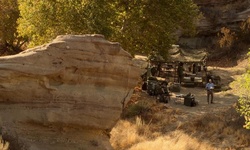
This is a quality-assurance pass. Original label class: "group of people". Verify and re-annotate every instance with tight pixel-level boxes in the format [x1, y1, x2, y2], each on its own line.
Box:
[144, 60, 215, 104]
[177, 61, 215, 104]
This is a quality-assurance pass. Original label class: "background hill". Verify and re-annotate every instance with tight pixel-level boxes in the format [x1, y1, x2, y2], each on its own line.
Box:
[179, 0, 250, 67]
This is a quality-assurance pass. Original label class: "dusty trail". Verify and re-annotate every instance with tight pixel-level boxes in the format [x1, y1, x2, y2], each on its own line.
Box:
[168, 60, 248, 117]
[168, 86, 238, 117]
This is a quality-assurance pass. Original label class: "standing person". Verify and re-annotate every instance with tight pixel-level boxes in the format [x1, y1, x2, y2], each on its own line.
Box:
[192, 63, 197, 74]
[205, 79, 215, 104]
[177, 62, 184, 84]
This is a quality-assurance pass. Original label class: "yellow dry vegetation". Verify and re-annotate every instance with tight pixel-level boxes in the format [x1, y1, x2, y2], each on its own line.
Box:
[111, 75, 250, 150]
[0, 136, 9, 150]
[111, 103, 250, 150]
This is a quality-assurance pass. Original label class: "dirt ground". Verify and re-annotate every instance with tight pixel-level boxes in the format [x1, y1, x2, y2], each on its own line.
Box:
[141, 58, 248, 122]
[166, 86, 237, 118]
[111, 58, 250, 150]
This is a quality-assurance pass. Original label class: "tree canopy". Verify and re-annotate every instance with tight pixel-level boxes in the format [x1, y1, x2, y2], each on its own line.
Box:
[18, 0, 115, 47]
[18, 0, 199, 58]
[0, 0, 26, 54]
[111, 0, 199, 57]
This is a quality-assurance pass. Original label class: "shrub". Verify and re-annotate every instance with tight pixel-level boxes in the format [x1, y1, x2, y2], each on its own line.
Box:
[236, 52, 250, 129]
[0, 135, 9, 150]
[122, 100, 152, 119]
[217, 27, 238, 55]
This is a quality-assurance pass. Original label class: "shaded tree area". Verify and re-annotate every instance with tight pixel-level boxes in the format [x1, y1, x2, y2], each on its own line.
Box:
[111, 0, 199, 57]
[17, 0, 200, 59]
[0, 0, 27, 55]
[215, 18, 250, 60]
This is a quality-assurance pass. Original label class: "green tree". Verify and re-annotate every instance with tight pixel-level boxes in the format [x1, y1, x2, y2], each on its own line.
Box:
[0, 0, 27, 55]
[111, 0, 199, 58]
[18, 0, 115, 47]
[236, 52, 250, 129]
[18, 0, 199, 58]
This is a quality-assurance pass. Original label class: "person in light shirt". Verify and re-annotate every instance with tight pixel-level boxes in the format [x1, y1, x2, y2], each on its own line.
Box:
[205, 79, 215, 104]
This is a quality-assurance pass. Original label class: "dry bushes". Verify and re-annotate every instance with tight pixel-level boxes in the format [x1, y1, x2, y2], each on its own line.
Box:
[0, 136, 9, 150]
[121, 100, 153, 119]
[111, 101, 185, 150]
[110, 119, 147, 150]
[111, 97, 250, 150]
[128, 131, 214, 150]
[177, 107, 250, 149]
[111, 83, 250, 149]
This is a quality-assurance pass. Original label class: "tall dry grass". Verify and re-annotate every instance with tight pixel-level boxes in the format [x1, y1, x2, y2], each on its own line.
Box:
[0, 136, 9, 150]
[110, 119, 146, 150]
[128, 131, 215, 150]
[111, 101, 250, 150]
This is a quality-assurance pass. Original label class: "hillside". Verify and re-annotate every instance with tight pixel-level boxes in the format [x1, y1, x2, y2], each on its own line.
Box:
[179, 0, 250, 49]
[110, 58, 250, 150]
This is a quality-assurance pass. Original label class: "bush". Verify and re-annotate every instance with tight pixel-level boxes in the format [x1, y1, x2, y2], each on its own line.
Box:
[122, 100, 152, 119]
[0, 135, 9, 150]
[236, 52, 250, 129]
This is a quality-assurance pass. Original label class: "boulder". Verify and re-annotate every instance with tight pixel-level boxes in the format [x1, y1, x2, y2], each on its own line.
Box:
[0, 34, 139, 150]
[179, 0, 250, 49]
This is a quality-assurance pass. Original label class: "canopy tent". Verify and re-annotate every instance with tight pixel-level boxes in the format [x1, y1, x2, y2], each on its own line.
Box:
[167, 46, 207, 63]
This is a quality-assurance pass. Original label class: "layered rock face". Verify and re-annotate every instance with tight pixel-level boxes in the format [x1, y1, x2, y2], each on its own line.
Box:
[178, 0, 250, 49]
[0, 35, 139, 150]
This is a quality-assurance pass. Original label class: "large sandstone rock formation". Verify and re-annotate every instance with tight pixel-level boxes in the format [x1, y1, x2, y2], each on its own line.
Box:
[178, 0, 250, 49]
[0, 34, 139, 150]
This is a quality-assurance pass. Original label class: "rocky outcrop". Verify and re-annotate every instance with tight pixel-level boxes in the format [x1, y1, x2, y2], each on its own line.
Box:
[178, 0, 250, 49]
[0, 34, 139, 150]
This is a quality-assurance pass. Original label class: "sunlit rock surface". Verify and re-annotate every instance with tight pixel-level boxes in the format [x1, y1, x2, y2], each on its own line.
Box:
[0, 34, 139, 150]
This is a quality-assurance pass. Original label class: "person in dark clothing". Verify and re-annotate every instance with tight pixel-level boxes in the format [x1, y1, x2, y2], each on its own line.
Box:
[177, 62, 184, 84]
[150, 66, 158, 76]
[192, 63, 197, 74]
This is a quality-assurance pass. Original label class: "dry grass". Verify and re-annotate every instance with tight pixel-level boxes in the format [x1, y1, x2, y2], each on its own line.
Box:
[110, 101, 185, 150]
[0, 136, 9, 150]
[177, 107, 250, 148]
[115, 39, 250, 149]
[110, 120, 146, 150]
[128, 131, 214, 150]
[111, 86, 250, 150]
